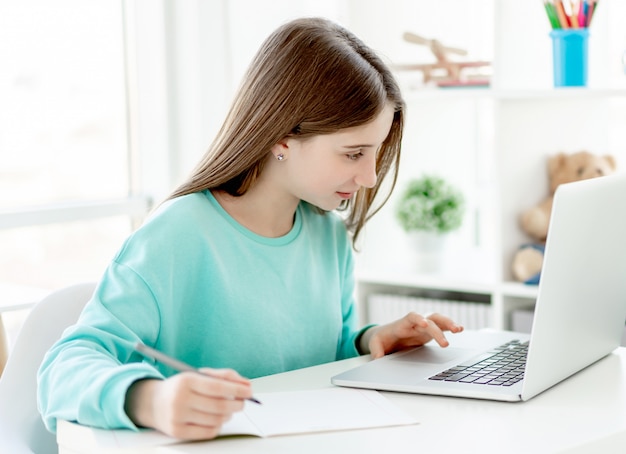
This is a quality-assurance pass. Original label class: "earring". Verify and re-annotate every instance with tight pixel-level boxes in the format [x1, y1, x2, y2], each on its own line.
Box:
[276, 153, 285, 161]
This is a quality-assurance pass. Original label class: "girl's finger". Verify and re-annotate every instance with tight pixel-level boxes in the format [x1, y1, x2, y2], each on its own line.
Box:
[419, 318, 450, 347]
[426, 313, 464, 332]
[369, 339, 385, 360]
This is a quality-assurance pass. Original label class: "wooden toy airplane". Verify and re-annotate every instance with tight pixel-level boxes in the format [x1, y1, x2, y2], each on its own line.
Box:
[395, 32, 491, 87]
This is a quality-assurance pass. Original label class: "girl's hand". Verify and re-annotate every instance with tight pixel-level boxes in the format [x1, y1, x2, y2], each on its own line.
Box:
[361, 312, 464, 359]
[125, 368, 253, 440]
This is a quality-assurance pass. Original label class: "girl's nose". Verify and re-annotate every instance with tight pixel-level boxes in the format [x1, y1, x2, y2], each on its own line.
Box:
[355, 155, 377, 189]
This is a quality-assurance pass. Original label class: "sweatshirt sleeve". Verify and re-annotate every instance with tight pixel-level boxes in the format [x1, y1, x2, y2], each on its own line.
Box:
[335, 228, 376, 360]
[37, 261, 165, 433]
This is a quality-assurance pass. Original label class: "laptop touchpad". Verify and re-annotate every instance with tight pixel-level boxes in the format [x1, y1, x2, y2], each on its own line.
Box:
[391, 346, 468, 364]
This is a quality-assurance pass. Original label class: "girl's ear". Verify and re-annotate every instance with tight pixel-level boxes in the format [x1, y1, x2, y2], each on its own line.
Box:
[270, 138, 290, 161]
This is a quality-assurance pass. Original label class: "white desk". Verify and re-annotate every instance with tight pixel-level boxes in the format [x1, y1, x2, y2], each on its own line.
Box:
[58, 348, 626, 454]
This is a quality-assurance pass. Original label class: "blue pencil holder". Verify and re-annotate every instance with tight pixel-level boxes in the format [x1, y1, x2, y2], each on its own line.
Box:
[550, 29, 589, 87]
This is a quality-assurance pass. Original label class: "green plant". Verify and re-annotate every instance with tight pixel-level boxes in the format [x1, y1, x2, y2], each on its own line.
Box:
[395, 175, 465, 233]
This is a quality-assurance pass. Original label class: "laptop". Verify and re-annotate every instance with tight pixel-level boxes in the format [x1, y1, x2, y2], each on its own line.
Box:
[332, 173, 626, 402]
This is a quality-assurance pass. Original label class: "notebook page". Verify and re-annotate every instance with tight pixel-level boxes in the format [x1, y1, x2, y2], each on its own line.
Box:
[219, 387, 418, 437]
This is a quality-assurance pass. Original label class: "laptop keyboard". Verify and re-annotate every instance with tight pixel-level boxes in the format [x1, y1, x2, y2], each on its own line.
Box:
[428, 339, 529, 387]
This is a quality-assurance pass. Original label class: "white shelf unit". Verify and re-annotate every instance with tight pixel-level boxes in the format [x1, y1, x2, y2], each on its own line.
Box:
[357, 89, 626, 328]
[355, 267, 539, 331]
[356, 88, 626, 329]
[350, 1, 626, 330]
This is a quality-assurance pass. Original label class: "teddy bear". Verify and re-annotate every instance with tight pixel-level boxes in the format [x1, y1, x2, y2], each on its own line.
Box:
[511, 150, 617, 284]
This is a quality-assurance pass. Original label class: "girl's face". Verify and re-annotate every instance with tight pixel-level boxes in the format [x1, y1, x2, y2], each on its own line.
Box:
[278, 104, 395, 211]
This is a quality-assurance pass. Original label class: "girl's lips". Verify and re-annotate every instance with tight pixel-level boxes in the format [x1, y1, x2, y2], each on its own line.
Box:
[336, 192, 353, 200]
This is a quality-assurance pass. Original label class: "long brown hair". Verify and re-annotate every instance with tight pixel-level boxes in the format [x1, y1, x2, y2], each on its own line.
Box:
[169, 17, 405, 246]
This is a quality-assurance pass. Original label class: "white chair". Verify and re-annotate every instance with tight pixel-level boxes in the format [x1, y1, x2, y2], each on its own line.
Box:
[0, 282, 97, 454]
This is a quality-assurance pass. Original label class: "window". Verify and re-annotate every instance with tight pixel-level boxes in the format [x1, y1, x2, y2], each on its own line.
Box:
[0, 1, 147, 309]
[0, 0, 130, 208]
[0, 0, 347, 348]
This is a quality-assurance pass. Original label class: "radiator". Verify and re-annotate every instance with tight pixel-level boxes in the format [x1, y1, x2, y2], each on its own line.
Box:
[367, 293, 492, 330]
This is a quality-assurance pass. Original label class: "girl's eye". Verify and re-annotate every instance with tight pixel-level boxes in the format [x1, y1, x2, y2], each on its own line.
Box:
[347, 151, 364, 161]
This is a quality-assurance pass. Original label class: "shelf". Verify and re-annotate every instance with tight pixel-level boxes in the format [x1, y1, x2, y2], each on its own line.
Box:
[400, 86, 626, 102]
[498, 281, 539, 300]
[356, 270, 540, 299]
[355, 1, 626, 331]
[491, 87, 626, 101]
[356, 268, 495, 297]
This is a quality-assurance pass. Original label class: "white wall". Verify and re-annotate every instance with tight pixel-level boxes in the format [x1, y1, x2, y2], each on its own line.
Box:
[133, 1, 626, 283]
[158, 0, 349, 193]
[342, 0, 626, 280]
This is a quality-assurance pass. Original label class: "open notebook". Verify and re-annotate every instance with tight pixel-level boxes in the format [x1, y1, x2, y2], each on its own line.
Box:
[333, 173, 626, 402]
[57, 388, 417, 451]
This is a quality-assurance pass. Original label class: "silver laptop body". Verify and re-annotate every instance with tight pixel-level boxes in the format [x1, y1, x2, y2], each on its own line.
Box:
[332, 174, 626, 402]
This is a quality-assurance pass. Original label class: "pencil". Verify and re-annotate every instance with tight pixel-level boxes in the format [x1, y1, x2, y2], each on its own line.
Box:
[554, 0, 570, 29]
[577, 0, 585, 27]
[586, 0, 597, 27]
[134, 342, 262, 405]
[544, 1, 560, 29]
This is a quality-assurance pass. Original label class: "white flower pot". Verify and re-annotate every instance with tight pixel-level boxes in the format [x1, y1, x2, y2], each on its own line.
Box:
[407, 231, 449, 273]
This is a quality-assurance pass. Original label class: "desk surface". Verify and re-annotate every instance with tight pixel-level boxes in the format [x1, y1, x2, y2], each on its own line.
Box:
[58, 348, 626, 454]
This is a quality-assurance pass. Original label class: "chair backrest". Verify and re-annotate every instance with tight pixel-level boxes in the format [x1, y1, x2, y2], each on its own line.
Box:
[0, 282, 96, 454]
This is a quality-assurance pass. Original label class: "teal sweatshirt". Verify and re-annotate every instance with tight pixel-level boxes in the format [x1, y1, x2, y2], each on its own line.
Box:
[37, 191, 367, 432]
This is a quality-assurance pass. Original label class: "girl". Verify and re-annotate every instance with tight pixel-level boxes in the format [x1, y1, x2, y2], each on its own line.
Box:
[38, 17, 463, 441]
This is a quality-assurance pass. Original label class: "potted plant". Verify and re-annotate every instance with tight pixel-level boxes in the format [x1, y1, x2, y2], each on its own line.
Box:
[395, 174, 465, 234]
[395, 174, 465, 271]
